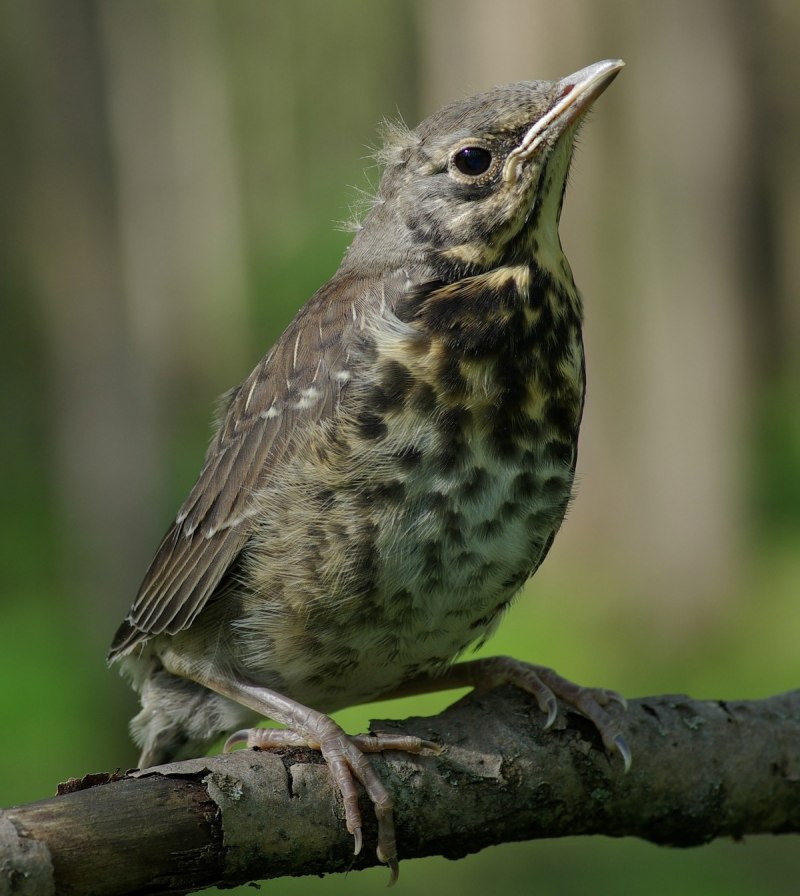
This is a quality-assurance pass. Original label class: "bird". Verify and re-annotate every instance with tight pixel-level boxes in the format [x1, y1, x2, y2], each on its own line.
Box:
[109, 59, 628, 881]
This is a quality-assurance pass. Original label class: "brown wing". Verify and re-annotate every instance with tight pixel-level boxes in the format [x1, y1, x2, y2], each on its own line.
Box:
[109, 275, 367, 660]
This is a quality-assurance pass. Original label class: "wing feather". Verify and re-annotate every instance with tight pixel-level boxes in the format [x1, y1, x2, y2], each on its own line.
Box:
[109, 276, 367, 660]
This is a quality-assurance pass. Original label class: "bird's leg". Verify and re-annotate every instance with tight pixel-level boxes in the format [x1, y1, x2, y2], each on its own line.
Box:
[376, 655, 631, 771]
[168, 669, 433, 882]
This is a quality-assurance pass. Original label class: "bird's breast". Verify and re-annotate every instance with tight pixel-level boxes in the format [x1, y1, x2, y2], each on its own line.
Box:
[235, 263, 585, 708]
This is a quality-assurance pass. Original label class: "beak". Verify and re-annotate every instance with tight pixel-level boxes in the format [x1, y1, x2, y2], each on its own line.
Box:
[503, 59, 625, 183]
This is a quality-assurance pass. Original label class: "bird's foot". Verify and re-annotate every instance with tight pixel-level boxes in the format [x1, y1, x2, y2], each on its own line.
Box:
[225, 723, 437, 884]
[382, 655, 630, 771]
[457, 655, 631, 770]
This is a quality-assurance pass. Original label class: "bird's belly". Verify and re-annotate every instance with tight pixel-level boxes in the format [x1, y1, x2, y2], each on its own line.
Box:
[237, 425, 575, 711]
[359, 445, 571, 690]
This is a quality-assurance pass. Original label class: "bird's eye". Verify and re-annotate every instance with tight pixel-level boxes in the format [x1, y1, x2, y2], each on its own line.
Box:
[453, 146, 493, 177]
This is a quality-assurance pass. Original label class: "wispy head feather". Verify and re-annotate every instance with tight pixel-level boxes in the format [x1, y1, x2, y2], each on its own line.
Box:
[337, 117, 420, 232]
[374, 116, 419, 168]
[336, 173, 382, 233]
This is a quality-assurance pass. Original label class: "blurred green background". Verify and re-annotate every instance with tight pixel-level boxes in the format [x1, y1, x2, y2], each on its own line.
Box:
[1, 0, 798, 893]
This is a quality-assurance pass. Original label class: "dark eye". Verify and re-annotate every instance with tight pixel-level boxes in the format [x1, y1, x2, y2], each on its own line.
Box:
[453, 146, 493, 177]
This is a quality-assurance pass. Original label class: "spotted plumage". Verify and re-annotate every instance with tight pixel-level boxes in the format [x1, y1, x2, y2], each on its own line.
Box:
[110, 60, 627, 878]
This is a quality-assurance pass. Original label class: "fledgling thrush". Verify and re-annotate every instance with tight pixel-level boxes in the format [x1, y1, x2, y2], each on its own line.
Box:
[110, 59, 628, 879]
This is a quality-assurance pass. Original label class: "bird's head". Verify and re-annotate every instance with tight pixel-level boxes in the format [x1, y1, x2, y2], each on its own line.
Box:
[346, 60, 623, 279]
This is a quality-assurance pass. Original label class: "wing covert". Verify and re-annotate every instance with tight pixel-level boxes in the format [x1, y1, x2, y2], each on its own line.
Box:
[109, 278, 365, 660]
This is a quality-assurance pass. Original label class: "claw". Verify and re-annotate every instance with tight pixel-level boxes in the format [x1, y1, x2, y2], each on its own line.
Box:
[352, 826, 363, 856]
[544, 696, 558, 729]
[614, 734, 632, 773]
[387, 858, 399, 887]
[608, 691, 628, 710]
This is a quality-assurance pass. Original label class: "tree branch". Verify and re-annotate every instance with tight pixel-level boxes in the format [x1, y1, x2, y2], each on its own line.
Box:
[3, 689, 799, 896]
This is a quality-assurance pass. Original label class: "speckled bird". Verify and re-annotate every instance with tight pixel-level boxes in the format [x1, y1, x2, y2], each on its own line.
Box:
[110, 59, 628, 879]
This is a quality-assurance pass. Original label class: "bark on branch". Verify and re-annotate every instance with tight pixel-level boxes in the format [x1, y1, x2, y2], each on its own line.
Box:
[2, 689, 799, 896]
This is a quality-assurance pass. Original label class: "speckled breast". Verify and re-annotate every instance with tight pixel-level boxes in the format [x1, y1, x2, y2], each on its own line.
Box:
[237, 262, 585, 709]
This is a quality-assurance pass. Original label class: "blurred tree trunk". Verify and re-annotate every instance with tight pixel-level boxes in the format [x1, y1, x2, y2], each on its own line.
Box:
[759, 0, 800, 382]
[20, 0, 161, 630]
[100, 0, 251, 397]
[11, 0, 251, 640]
